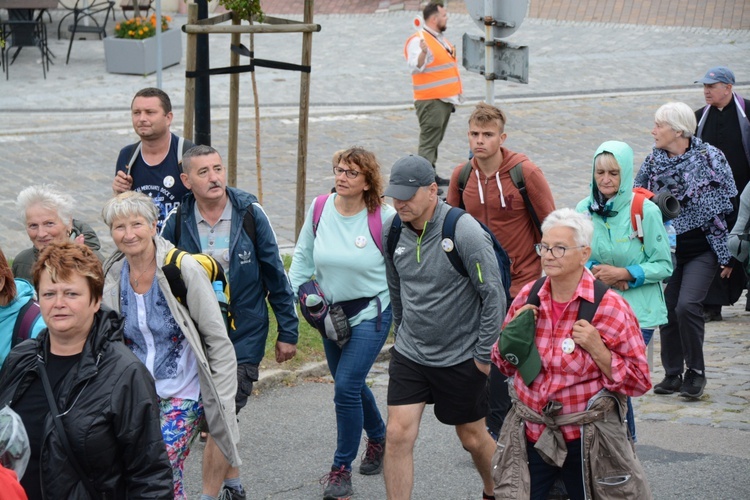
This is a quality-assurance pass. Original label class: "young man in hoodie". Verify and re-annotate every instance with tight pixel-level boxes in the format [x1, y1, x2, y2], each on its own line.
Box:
[446, 103, 556, 439]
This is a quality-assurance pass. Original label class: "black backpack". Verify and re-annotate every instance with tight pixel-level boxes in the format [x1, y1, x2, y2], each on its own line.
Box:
[456, 161, 542, 237]
[525, 276, 609, 322]
[386, 207, 512, 305]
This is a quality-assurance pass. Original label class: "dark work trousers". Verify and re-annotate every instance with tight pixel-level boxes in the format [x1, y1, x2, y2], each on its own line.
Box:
[414, 98, 454, 168]
[661, 250, 718, 375]
[486, 363, 511, 437]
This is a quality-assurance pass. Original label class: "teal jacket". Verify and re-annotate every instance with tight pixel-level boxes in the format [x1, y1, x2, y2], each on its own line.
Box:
[575, 141, 672, 328]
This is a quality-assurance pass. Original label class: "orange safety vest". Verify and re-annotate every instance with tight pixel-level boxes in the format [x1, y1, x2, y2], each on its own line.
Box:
[404, 31, 462, 101]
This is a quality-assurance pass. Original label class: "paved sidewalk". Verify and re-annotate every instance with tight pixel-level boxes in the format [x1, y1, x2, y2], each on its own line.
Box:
[1, 2, 749, 439]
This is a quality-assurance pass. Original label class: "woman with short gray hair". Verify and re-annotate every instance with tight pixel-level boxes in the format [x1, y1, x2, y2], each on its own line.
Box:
[13, 185, 102, 281]
[634, 101, 737, 399]
[101, 191, 240, 498]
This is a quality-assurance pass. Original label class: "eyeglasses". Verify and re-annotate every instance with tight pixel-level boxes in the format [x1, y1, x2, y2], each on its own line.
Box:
[534, 243, 585, 259]
[333, 166, 361, 179]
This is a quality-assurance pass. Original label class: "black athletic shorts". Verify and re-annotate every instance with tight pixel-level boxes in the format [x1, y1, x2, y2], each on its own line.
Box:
[387, 347, 488, 425]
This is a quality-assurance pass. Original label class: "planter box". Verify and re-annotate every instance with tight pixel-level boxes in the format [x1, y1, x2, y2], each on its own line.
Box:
[104, 27, 182, 75]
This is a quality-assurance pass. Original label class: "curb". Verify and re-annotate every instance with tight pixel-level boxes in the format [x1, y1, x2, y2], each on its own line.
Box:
[253, 343, 394, 393]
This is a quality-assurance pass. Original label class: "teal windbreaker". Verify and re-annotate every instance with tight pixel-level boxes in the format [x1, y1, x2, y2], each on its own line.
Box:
[575, 141, 672, 328]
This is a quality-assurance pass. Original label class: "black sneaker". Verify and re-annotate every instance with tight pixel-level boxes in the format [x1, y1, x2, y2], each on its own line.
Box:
[435, 174, 450, 186]
[653, 374, 682, 395]
[359, 438, 385, 475]
[218, 486, 246, 500]
[320, 465, 353, 500]
[679, 369, 706, 398]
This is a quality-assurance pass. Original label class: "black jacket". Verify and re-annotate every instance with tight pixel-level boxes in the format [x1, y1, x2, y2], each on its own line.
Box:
[0, 308, 173, 499]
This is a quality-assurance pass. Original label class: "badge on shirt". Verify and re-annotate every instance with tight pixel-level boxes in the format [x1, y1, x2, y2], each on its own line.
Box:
[561, 338, 576, 354]
[355, 235, 367, 248]
[164, 175, 175, 188]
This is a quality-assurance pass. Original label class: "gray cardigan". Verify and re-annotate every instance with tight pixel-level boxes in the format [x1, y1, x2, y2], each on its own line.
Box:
[383, 200, 505, 366]
[102, 236, 241, 467]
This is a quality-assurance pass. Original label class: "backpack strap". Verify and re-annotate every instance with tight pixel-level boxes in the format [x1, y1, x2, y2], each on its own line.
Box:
[243, 205, 257, 247]
[525, 277, 547, 307]
[509, 162, 542, 237]
[312, 193, 382, 254]
[386, 214, 403, 259]
[312, 194, 330, 236]
[162, 248, 189, 306]
[367, 204, 384, 255]
[577, 279, 609, 323]
[456, 161, 473, 210]
[12, 298, 41, 348]
[442, 207, 469, 276]
[125, 141, 142, 176]
[630, 187, 654, 241]
[524, 276, 607, 323]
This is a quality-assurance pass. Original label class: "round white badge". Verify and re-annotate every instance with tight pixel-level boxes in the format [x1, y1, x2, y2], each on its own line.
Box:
[355, 236, 367, 248]
[441, 238, 455, 252]
[164, 175, 175, 188]
[561, 338, 576, 354]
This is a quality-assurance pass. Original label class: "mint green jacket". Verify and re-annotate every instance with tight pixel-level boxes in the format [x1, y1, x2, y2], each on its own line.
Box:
[575, 141, 672, 328]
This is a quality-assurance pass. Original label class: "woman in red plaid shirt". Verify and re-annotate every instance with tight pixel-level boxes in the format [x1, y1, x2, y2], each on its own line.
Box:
[491, 208, 652, 500]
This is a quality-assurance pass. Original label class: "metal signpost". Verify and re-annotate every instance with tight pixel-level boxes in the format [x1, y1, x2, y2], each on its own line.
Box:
[462, 0, 529, 104]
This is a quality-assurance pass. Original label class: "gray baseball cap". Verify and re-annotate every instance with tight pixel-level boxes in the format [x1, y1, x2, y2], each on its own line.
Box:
[695, 67, 735, 85]
[384, 155, 435, 200]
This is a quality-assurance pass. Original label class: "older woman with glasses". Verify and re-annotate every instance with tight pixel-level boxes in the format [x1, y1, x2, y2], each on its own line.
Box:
[13, 185, 103, 282]
[634, 101, 736, 399]
[101, 191, 240, 499]
[491, 208, 652, 500]
[289, 147, 395, 500]
[0, 242, 173, 499]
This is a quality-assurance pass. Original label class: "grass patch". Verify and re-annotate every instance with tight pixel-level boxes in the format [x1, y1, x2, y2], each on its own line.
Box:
[259, 254, 394, 371]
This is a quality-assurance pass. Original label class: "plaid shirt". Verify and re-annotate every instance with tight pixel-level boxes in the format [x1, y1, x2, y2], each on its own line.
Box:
[492, 269, 651, 442]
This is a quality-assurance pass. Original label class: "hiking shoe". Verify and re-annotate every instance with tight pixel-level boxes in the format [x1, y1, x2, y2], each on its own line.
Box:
[653, 374, 682, 395]
[679, 369, 706, 399]
[218, 486, 246, 500]
[359, 438, 385, 475]
[435, 174, 450, 186]
[320, 465, 353, 500]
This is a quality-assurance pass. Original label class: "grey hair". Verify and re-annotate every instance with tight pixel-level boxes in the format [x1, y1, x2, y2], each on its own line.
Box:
[182, 145, 222, 174]
[541, 208, 593, 247]
[654, 102, 696, 139]
[16, 185, 74, 226]
[101, 191, 159, 228]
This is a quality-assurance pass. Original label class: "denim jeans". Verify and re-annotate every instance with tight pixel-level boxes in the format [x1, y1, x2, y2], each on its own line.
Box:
[323, 305, 392, 470]
[626, 328, 654, 443]
[528, 438, 585, 500]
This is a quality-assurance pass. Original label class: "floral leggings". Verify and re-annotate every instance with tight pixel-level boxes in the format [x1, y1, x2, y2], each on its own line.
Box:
[159, 397, 204, 499]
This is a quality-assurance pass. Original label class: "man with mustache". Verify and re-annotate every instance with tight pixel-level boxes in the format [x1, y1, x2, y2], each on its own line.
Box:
[113, 87, 194, 230]
[161, 145, 299, 500]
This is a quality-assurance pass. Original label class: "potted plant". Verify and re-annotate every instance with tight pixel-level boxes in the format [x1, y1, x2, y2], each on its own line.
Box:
[103, 14, 181, 75]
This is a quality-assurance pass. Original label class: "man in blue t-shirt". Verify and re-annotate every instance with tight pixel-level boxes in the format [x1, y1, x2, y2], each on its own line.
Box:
[113, 87, 194, 229]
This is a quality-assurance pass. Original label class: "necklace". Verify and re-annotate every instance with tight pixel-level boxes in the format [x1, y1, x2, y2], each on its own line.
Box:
[131, 255, 156, 288]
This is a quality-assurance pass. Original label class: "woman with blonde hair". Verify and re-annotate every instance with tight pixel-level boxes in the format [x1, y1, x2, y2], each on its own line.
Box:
[101, 191, 240, 499]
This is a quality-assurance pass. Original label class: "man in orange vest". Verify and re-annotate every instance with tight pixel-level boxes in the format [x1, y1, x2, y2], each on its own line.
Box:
[405, 1, 463, 187]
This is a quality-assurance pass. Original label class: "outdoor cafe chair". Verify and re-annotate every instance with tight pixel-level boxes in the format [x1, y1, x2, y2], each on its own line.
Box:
[120, 0, 155, 19]
[1, 16, 50, 79]
[61, 0, 116, 64]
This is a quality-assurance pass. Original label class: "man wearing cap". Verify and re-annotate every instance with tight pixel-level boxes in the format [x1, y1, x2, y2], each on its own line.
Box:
[404, 1, 463, 186]
[694, 67, 750, 321]
[382, 155, 505, 500]
[490, 208, 651, 499]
